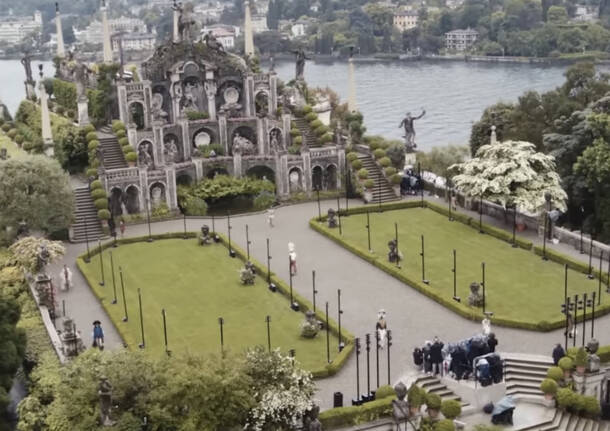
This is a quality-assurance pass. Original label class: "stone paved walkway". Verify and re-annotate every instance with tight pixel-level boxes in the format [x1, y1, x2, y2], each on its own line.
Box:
[49, 195, 610, 410]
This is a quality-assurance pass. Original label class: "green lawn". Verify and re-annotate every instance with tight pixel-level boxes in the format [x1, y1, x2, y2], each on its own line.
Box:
[78, 239, 340, 372]
[316, 207, 607, 329]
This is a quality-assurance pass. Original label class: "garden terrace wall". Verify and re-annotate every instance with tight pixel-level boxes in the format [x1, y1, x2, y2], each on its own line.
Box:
[76, 232, 353, 379]
[310, 200, 610, 332]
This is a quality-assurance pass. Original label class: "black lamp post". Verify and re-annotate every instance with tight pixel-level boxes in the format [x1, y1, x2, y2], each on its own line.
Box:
[561, 297, 571, 352]
[420, 234, 429, 284]
[266, 315, 271, 351]
[418, 162, 424, 207]
[316, 187, 322, 221]
[375, 329, 380, 388]
[542, 192, 552, 259]
[386, 329, 392, 385]
[587, 234, 594, 279]
[448, 188, 454, 222]
[145, 198, 153, 242]
[338, 289, 344, 351]
[581, 293, 587, 347]
[579, 205, 585, 253]
[83, 216, 91, 263]
[312, 270, 318, 312]
[266, 238, 272, 286]
[607, 252, 610, 293]
[119, 266, 128, 322]
[598, 251, 603, 304]
[481, 262, 486, 314]
[211, 214, 216, 234]
[589, 292, 596, 339]
[365, 333, 371, 400]
[345, 165, 350, 215]
[98, 239, 105, 286]
[336, 195, 342, 235]
[479, 195, 484, 233]
[227, 211, 234, 257]
[511, 205, 518, 248]
[452, 249, 460, 302]
[137, 288, 145, 349]
[183, 212, 187, 239]
[110, 251, 118, 304]
[325, 302, 330, 363]
[394, 222, 400, 269]
[366, 210, 372, 252]
[573, 294, 579, 348]
[245, 224, 251, 260]
[289, 256, 294, 308]
[218, 317, 224, 354]
[354, 337, 361, 405]
[162, 309, 170, 356]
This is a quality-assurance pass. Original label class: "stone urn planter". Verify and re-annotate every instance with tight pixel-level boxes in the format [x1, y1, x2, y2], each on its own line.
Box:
[363, 189, 373, 203]
[392, 184, 401, 196]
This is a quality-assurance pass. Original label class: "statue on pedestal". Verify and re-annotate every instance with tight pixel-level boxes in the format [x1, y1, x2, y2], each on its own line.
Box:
[468, 282, 484, 307]
[399, 109, 425, 153]
[292, 49, 310, 81]
[21, 53, 36, 100]
[327, 208, 337, 228]
[204, 31, 225, 53]
[73, 60, 91, 103]
[37, 244, 50, 274]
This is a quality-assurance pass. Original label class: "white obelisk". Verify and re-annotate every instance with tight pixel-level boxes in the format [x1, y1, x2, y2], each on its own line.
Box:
[38, 65, 54, 156]
[55, 2, 65, 58]
[244, 1, 254, 57]
[101, 0, 113, 63]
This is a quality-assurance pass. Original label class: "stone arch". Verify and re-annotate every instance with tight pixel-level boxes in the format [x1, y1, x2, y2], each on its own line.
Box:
[109, 187, 124, 216]
[137, 140, 154, 169]
[149, 181, 167, 209]
[206, 167, 229, 178]
[246, 165, 275, 183]
[312, 165, 323, 191]
[128, 101, 145, 130]
[193, 128, 215, 149]
[325, 164, 338, 190]
[163, 133, 182, 163]
[255, 91, 269, 117]
[231, 126, 256, 155]
[176, 173, 194, 185]
[288, 167, 304, 193]
[125, 185, 141, 214]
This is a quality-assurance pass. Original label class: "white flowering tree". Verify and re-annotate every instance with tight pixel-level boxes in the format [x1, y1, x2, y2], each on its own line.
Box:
[8, 236, 65, 272]
[450, 140, 567, 212]
[244, 346, 315, 431]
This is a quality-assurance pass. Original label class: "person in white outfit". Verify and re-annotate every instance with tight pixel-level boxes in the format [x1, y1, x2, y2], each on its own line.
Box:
[288, 242, 297, 275]
[376, 309, 387, 349]
[59, 264, 72, 291]
[267, 208, 275, 227]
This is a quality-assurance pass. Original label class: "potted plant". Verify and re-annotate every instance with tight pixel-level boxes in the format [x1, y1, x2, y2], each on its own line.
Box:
[582, 395, 601, 418]
[558, 357, 573, 381]
[425, 392, 442, 421]
[125, 151, 137, 167]
[440, 399, 462, 420]
[391, 173, 402, 196]
[540, 378, 558, 406]
[363, 179, 374, 203]
[97, 209, 110, 227]
[574, 347, 588, 376]
[434, 419, 455, 431]
[556, 387, 576, 411]
[407, 384, 425, 416]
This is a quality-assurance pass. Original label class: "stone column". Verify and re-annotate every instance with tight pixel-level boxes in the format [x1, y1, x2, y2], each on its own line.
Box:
[347, 58, 357, 113]
[244, 75, 255, 117]
[302, 146, 312, 195]
[101, 0, 113, 64]
[218, 114, 228, 154]
[170, 73, 181, 123]
[138, 168, 148, 213]
[127, 126, 137, 151]
[153, 124, 164, 165]
[179, 119, 191, 160]
[337, 144, 346, 189]
[165, 166, 177, 209]
[194, 159, 203, 181]
[38, 67, 53, 156]
[204, 80, 217, 121]
[233, 152, 242, 178]
[257, 117, 265, 155]
[282, 114, 292, 147]
[269, 74, 278, 115]
[172, 1, 181, 43]
[55, 3, 65, 58]
[277, 151, 289, 196]
[117, 84, 127, 124]
[244, 1, 254, 57]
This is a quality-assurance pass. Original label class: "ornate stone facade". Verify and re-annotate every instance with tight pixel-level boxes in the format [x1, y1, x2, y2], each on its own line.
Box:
[103, 38, 344, 213]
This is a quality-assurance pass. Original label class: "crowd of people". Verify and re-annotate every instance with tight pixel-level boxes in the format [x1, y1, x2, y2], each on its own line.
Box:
[400, 167, 423, 196]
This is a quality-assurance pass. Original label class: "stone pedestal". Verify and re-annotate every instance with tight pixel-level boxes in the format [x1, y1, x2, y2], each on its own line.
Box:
[205, 80, 217, 121]
[77, 100, 90, 126]
[574, 371, 607, 400]
[233, 152, 242, 178]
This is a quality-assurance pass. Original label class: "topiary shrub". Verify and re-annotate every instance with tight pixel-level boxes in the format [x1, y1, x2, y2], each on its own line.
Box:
[319, 133, 333, 144]
[540, 378, 558, 395]
[369, 141, 381, 151]
[574, 347, 588, 368]
[310, 119, 323, 129]
[357, 168, 368, 180]
[351, 159, 363, 170]
[373, 148, 386, 159]
[82, 124, 96, 134]
[440, 399, 461, 419]
[23, 141, 33, 151]
[391, 173, 402, 184]
[407, 384, 426, 409]
[378, 157, 391, 167]
[435, 419, 455, 431]
[91, 189, 107, 200]
[112, 120, 125, 132]
[125, 152, 137, 163]
[97, 209, 111, 220]
[90, 180, 103, 190]
[583, 395, 601, 417]
[1, 124, 10, 132]
[384, 167, 397, 177]
[547, 366, 563, 382]
[290, 128, 301, 137]
[253, 191, 275, 210]
[314, 125, 327, 136]
[375, 385, 395, 399]
[556, 387, 576, 410]
[558, 357, 573, 372]
[115, 129, 126, 139]
[94, 198, 108, 210]
[302, 105, 312, 114]
[118, 137, 129, 146]
[14, 134, 24, 144]
[88, 140, 100, 150]
[122, 145, 133, 154]
[305, 112, 317, 122]
[86, 168, 98, 178]
[346, 152, 359, 162]
[364, 179, 375, 189]
[425, 392, 442, 410]
[572, 393, 585, 412]
[86, 131, 98, 142]
[181, 195, 208, 216]
[293, 136, 303, 145]
[7, 129, 17, 139]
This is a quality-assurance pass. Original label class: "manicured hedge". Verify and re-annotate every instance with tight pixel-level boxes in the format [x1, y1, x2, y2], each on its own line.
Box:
[319, 395, 394, 429]
[77, 232, 354, 379]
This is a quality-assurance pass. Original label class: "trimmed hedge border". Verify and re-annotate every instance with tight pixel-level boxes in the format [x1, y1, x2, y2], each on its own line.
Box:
[309, 200, 610, 332]
[76, 232, 353, 379]
[319, 395, 394, 429]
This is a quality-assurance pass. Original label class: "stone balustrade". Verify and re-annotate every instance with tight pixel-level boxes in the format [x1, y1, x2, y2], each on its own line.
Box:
[105, 167, 139, 182]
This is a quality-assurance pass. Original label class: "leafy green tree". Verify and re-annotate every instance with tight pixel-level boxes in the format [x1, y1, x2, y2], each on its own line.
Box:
[416, 145, 469, 177]
[0, 156, 73, 240]
[469, 103, 516, 155]
[547, 5, 568, 23]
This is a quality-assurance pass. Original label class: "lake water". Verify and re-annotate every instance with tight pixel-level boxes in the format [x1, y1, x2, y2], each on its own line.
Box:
[0, 58, 582, 150]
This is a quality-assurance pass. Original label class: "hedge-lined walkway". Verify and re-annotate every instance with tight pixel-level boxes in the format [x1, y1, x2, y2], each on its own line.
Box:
[50, 197, 610, 409]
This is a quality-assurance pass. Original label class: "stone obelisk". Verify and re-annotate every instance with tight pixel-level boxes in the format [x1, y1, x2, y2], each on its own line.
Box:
[101, 0, 113, 63]
[55, 3, 65, 58]
[244, 1, 254, 57]
[347, 55, 357, 113]
[172, 0, 181, 43]
[38, 65, 54, 156]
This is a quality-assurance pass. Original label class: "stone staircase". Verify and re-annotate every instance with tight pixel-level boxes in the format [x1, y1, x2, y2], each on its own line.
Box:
[99, 135, 127, 170]
[518, 408, 609, 431]
[71, 186, 104, 243]
[504, 355, 552, 399]
[294, 117, 320, 148]
[415, 375, 468, 406]
[357, 154, 399, 204]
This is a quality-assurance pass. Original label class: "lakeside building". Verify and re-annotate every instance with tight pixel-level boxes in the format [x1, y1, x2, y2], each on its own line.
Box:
[393, 11, 418, 31]
[111, 32, 156, 52]
[0, 11, 42, 44]
[201, 24, 238, 50]
[445, 28, 479, 51]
